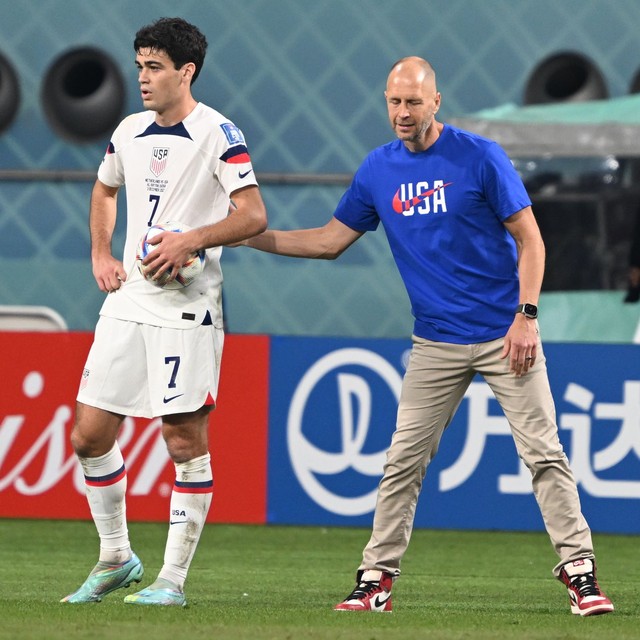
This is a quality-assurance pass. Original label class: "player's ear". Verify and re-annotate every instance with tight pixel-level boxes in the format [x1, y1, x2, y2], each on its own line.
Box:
[182, 62, 196, 83]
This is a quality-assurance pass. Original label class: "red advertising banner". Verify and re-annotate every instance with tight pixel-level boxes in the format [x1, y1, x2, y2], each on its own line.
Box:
[0, 332, 269, 524]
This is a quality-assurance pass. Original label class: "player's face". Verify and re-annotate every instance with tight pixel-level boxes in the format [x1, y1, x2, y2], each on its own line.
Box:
[385, 69, 440, 151]
[135, 48, 189, 116]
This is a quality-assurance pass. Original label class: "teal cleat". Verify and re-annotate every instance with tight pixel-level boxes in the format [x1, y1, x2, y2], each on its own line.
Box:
[124, 578, 187, 607]
[61, 553, 144, 603]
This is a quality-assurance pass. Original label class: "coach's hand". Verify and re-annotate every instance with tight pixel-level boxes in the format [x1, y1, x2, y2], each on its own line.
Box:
[500, 314, 538, 377]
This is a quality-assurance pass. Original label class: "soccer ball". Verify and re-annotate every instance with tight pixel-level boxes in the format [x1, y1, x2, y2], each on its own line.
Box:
[136, 221, 205, 290]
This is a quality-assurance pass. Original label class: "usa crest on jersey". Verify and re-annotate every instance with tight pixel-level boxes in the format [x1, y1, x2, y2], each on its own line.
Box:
[150, 147, 169, 176]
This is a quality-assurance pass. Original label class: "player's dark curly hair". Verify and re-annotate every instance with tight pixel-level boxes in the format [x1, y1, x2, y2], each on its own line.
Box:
[134, 17, 208, 85]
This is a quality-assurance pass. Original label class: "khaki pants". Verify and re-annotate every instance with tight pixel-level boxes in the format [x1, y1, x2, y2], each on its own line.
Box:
[360, 334, 593, 578]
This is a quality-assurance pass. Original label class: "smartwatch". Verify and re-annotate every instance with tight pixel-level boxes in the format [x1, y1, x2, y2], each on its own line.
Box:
[515, 303, 538, 319]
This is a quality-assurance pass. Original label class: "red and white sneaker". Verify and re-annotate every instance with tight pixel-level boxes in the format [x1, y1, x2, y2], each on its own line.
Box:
[334, 570, 393, 612]
[559, 558, 614, 616]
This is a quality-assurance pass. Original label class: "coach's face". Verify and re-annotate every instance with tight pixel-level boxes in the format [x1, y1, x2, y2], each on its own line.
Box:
[385, 62, 441, 152]
[136, 47, 194, 118]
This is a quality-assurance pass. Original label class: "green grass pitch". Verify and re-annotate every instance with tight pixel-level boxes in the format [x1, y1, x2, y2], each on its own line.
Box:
[1, 519, 638, 640]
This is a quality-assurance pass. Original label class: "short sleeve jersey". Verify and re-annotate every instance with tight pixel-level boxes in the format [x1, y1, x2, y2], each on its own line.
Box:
[334, 124, 532, 344]
[98, 102, 258, 329]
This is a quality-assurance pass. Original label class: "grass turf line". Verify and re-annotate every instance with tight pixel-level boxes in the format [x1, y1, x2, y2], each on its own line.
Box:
[0, 519, 637, 640]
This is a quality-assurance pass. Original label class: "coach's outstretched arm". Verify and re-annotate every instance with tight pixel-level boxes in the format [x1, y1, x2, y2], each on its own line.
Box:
[243, 216, 364, 260]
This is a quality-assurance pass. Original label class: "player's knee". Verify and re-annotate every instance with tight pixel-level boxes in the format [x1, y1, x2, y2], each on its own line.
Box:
[166, 438, 205, 464]
[69, 422, 115, 458]
[70, 428, 97, 458]
[162, 411, 210, 463]
[71, 402, 122, 457]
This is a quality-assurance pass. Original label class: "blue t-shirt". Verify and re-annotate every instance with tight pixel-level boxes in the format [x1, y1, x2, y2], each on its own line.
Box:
[334, 124, 532, 344]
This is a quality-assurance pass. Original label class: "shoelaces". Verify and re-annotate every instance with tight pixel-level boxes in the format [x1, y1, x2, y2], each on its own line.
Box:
[347, 580, 381, 600]
[571, 573, 601, 598]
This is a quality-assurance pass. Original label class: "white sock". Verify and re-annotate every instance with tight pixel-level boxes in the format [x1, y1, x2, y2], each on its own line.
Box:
[158, 453, 213, 590]
[79, 442, 131, 564]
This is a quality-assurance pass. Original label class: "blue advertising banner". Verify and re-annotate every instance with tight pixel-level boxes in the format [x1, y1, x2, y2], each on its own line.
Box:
[267, 337, 640, 534]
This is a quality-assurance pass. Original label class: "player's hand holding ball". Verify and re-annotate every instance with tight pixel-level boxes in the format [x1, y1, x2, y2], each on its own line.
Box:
[136, 221, 205, 289]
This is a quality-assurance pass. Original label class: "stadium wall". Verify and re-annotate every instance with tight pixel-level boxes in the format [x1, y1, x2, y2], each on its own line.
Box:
[1, 3, 639, 534]
[1, 1, 640, 337]
[2, 331, 638, 535]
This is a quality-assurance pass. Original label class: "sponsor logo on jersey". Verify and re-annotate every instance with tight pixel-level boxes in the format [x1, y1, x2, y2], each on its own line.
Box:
[220, 122, 246, 145]
[150, 147, 169, 177]
[392, 180, 452, 215]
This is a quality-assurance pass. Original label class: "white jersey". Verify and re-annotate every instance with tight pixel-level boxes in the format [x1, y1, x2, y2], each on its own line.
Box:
[97, 102, 258, 329]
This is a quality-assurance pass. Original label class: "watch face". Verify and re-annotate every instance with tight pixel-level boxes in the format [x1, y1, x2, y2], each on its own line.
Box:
[523, 303, 538, 318]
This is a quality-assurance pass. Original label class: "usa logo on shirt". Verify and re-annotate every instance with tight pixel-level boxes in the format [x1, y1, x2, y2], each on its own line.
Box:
[150, 147, 169, 177]
[392, 180, 452, 216]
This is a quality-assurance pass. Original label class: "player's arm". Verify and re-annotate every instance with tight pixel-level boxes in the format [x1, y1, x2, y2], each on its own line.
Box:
[242, 216, 364, 260]
[89, 179, 126, 293]
[142, 184, 267, 280]
[501, 205, 546, 375]
[199, 184, 268, 246]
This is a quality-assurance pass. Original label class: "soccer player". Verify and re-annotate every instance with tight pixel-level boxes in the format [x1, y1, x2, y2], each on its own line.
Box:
[235, 56, 614, 617]
[61, 18, 267, 606]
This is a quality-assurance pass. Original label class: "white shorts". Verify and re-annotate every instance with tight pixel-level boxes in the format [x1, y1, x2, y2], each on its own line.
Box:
[77, 316, 224, 418]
